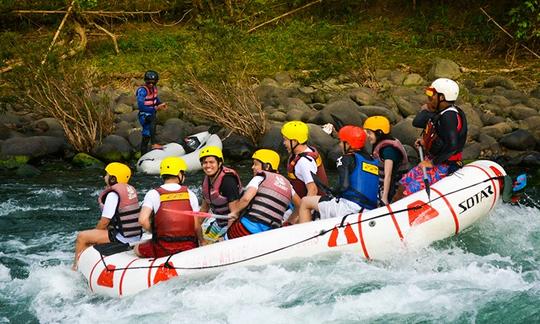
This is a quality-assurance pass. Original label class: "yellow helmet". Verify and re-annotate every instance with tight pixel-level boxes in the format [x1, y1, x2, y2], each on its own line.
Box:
[281, 121, 309, 144]
[105, 162, 131, 184]
[199, 146, 223, 161]
[363, 116, 390, 135]
[160, 157, 187, 176]
[252, 149, 280, 171]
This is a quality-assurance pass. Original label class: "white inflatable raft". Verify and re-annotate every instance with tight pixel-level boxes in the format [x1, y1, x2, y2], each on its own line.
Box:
[136, 131, 222, 174]
[78, 160, 507, 297]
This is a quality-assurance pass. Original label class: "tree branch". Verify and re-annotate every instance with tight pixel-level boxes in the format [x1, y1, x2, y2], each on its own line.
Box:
[248, 0, 322, 33]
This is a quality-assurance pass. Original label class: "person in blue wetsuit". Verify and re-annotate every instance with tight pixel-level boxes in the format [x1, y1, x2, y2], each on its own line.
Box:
[136, 70, 167, 154]
[298, 125, 380, 223]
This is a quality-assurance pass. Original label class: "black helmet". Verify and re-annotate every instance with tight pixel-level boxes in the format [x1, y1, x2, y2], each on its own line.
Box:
[144, 70, 159, 83]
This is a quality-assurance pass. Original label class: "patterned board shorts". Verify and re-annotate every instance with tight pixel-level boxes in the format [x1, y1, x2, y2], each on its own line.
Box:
[399, 163, 451, 196]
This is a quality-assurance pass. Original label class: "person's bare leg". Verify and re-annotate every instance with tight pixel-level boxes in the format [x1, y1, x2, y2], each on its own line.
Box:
[73, 229, 110, 271]
[298, 196, 321, 223]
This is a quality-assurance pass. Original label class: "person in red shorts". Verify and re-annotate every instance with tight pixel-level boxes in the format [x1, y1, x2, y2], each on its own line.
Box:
[135, 157, 200, 258]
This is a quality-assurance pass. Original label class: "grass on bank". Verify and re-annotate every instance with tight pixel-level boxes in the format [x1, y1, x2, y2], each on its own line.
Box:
[1, 2, 539, 98]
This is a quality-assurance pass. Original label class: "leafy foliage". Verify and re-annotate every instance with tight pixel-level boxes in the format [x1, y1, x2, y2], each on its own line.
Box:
[509, 0, 540, 44]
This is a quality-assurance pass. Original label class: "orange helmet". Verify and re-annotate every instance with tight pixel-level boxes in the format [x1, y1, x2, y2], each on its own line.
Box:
[338, 125, 366, 150]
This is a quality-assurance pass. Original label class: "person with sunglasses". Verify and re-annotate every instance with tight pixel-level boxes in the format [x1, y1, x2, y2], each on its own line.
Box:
[398, 78, 468, 196]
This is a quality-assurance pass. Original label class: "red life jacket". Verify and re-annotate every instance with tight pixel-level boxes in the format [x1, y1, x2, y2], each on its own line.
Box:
[286, 146, 328, 198]
[153, 186, 197, 252]
[139, 84, 158, 108]
[422, 106, 466, 162]
[244, 171, 292, 228]
[373, 138, 409, 173]
[98, 183, 142, 239]
[202, 166, 242, 226]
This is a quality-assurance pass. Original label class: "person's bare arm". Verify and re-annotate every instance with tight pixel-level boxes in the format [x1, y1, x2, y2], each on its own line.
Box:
[138, 206, 153, 232]
[305, 182, 319, 196]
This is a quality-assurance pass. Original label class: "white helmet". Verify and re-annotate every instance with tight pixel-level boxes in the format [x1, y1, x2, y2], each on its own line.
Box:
[431, 78, 459, 101]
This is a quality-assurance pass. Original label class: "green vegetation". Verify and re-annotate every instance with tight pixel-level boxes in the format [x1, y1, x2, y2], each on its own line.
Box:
[1, 1, 539, 99]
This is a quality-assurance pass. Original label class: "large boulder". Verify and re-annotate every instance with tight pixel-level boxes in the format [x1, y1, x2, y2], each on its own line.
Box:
[221, 133, 254, 161]
[508, 104, 538, 121]
[113, 103, 133, 114]
[481, 122, 512, 140]
[1, 136, 65, 158]
[307, 123, 339, 162]
[0, 123, 10, 140]
[93, 135, 133, 161]
[156, 118, 193, 144]
[348, 87, 380, 106]
[427, 58, 461, 80]
[114, 120, 132, 139]
[357, 105, 398, 123]
[460, 103, 483, 128]
[403, 73, 425, 86]
[117, 111, 139, 124]
[281, 97, 312, 112]
[31, 118, 64, 137]
[483, 76, 517, 90]
[258, 124, 284, 152]
[392, 117, 422, 147]
[480, 107, 506, 125]
[500, 129, 537, 151]
[462, 142, 482, 161]
[127, 129, 142, 149]
[72, 153, 104, 168]
[393, 96, 419, 117]
[255, 85, 296, 108]
[530, 85, 540, 99]
[16, 164, 41, 177]
[310, 99, 366, 127]
[527, 97, 540, 111]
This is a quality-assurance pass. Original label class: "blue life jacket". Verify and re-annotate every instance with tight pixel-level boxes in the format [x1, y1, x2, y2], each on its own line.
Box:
[340, 152, 379, 210]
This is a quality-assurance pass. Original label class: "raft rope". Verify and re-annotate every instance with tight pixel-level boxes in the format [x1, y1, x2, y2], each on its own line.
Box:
[97, 175, 506, 272]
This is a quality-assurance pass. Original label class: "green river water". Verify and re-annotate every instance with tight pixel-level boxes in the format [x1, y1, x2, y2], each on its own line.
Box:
[0, 161, 539, 323]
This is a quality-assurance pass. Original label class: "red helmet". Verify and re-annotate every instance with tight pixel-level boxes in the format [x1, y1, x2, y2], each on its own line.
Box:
[338, 125, 366, 150]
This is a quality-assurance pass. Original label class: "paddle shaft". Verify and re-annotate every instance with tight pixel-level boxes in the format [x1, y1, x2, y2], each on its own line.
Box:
[418, 145, 431, 200]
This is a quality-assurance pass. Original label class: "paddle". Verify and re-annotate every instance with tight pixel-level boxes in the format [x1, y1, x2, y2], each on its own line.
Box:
[418, 145, 431, 203]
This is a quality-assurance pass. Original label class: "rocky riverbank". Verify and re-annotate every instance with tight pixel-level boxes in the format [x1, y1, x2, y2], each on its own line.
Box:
[1, 58, 539, 177]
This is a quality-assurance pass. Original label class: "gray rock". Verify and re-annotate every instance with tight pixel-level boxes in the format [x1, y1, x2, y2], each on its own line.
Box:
[374, 69, 392, 81]
[115, 92, 136, 107]
[403, 144, 419, 165]
[31, 118, 64, 137]
[307, 123, 339, 158]
[358, 105, 398, 123]
[93, 135, 133, 161]
[478, 133, 498, 148]
[403, 73, 425, 86]
[459, 103, 483, 128]
[427, 58, 461, 80]
[260, 78, 280, 87]
[467, 124, 480, 142]
[286, 109, 306, 122]
[1, 136, 65, 157]
[0, 112, 24, 128]
[258, 124, 284, 152]
[509, 104, 538, 120]
[495, 89, 528, 104]
[481, 122, 512, 139]
[462, 79, 476, 89]
[16, 164, 41, 177]
[275, 72, 292, 85]
[527, 97, 540, 111]
[0, 123, 11, 140]
[392, 117, 422, 147]
[480, 103, 508, 118]
[389, 70, 407, 85]
[480, 110, 505, 126]
[310, 103, 325, 111]
[222, 133, 254, 161]
[530, 85, 540, 99]
[487, 95, 512, 108]
[269, 111, 287, 122]
[283, 97, 311, 112]
[157, 118, 193, 143]
[114, 121, 132, 139]
[117, 111, 139, 124]
[127, 130, 142, 149]
[483, 76, 517, 90]
[500, 129, 537, 151]
[524, 116, 540, 131]
[114, 103, 133, 114]
[311, 99, 366, 127]
[349, 87, 379, 106]
[255, 85, 296, 108]
[462, 142, 482, 161]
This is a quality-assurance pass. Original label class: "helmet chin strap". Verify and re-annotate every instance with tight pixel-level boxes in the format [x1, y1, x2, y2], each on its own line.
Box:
[290, 140, 299, 153]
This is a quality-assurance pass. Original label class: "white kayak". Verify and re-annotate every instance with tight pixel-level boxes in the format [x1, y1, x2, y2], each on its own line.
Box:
[136, 131, 222, 174]
[78, 160, 507, 297]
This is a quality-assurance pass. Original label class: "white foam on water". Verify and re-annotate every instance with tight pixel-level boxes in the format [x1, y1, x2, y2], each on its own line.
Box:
[0, 264, 10, 282]
[2, 203, 538, 323]
[30, 188, 65, 198]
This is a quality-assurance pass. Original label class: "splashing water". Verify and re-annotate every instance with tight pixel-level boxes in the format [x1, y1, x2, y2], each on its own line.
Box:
[0, 168, 539, 323]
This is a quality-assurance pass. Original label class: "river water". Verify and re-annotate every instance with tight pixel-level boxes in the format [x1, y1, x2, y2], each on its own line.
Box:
[1, 162, 539, 323]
